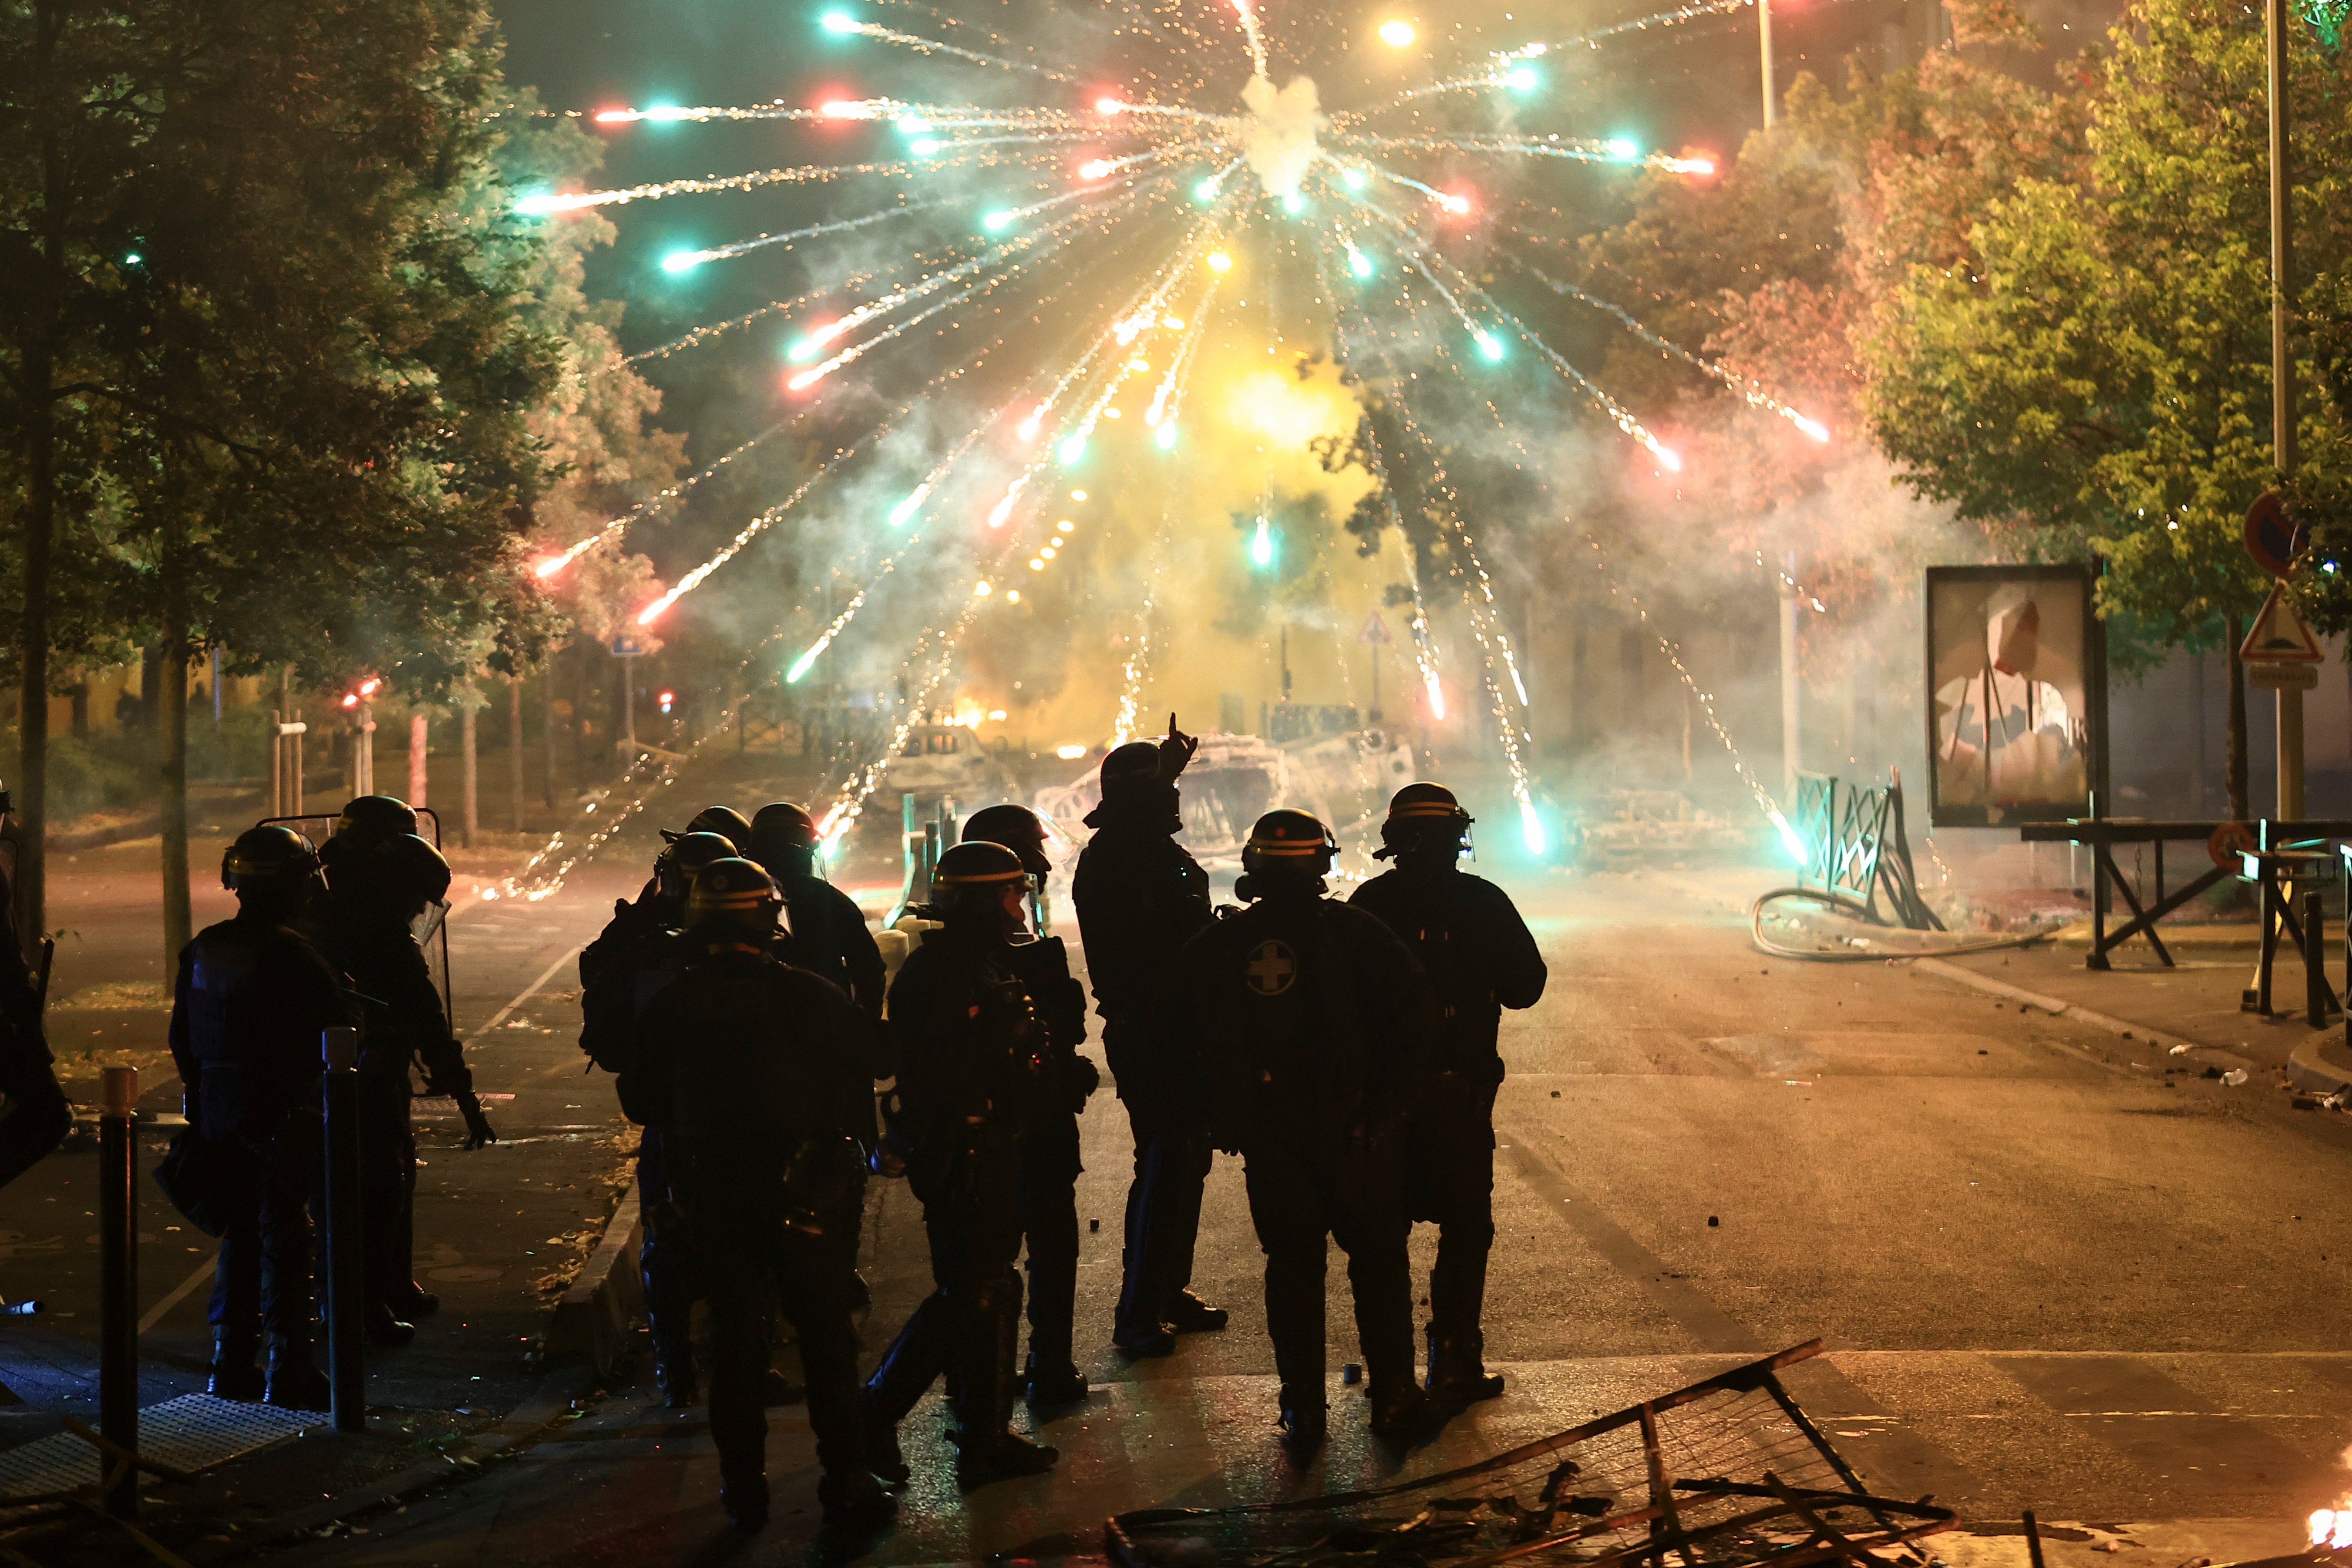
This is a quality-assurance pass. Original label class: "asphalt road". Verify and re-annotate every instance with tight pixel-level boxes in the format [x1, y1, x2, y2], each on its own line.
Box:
[215, 861, 2352, 1568]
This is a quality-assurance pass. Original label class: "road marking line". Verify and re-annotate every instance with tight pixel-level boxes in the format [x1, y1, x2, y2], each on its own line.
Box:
[1909, 957, 2254, 1069]
[473, 942, 588, 1037]
[139, 1255, 216, 1333]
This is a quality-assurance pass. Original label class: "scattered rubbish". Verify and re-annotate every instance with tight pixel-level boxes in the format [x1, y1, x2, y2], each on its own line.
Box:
[1551, 1090, 1562, 1098]
[1707, 1216, 1720, 1227]
[1108, 1341, 1955, 1568]
[1089, 1219, 1100, 1233]
[2221, 1069, 2249, 1087]
[2169, 1043, 2192, 1055]
[2294, 1094, 2324, 1111]
[1341, 1363, 1362, 1386]
[1978, 1050, 1989, 1055]
[2202, 1066, 2224, 1080]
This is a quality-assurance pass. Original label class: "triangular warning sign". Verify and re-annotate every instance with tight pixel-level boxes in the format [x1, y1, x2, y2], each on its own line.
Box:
[2240, 581, 2327, 663]
[1358, 612, 1393, 646]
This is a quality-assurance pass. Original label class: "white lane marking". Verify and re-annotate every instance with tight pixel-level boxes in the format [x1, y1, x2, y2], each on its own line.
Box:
[471, 943, 587, 1038]
[139, 1254, 217, 1333]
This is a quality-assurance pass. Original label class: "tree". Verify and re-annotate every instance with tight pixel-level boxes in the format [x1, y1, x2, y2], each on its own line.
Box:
[3, 1, 565, 955]
[1862, 0, 2352, 814]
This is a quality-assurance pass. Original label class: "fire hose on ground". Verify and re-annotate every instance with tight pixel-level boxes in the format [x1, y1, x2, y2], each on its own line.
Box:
[1749, 886, 2059, 962]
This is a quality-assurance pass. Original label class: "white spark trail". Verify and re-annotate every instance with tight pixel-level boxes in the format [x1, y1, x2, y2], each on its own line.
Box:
[663, 198, 955, 269]
[1504, 248, 1830, 440]
[517, 158, 921, 213]
[829, 18, 1080, 82]
[1330, 131, 1715, 176]
[1231, 0, 1270, 80]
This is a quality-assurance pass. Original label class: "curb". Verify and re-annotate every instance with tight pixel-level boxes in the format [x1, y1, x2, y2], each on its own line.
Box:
[2287, 1034, 2352, 1097]
[545, 1187, 643, 1378]
[1909, 957, 2258, 1069]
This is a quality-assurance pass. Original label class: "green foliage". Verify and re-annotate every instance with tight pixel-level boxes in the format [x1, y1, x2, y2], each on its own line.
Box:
[1862, 0, 2352, 648]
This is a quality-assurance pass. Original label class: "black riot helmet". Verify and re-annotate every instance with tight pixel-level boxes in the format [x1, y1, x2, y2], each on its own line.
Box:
[959, 803, 1052, 880]
[336, 795, 418, 843]
[1098, 742, 1162, 796]
[222, 825, 322, 915]
[655, 831, 740, 901]
[929, 840, 1030, 932]
[664, 804, 750, 851]
[684, 857, 785, 941]
[1238, 808, 1336, 898]
[322, 794, 418, 875]
[749, 802, 818, 879]
[1375, 781, 1475, 862]
[369, 833, 452, 917]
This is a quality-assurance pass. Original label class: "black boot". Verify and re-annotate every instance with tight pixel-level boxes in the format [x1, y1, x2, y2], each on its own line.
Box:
[951, 1288, 1057, 1489]
[819, 1470, 897, 1535]
[719, 1468, 769, 1532]
[208, 1329, 264, 1402]
[264, 1334, 331, 1412]
[1278, 1387, 1327, 1457]
[1368, 1380, 1434, 1444]
[1166, 1290, 1228, 1332]
[1021, 1349, 1087, 1406]
[1426, 1323, 1505, 1408]
[655, 1338, 697, 1408]
[388, 1282, 439, 1319]
[363, 1304, 416, 1347]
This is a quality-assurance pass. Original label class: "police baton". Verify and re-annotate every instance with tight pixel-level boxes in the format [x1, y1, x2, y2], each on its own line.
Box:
[321, 1028, 366, 1432]
[98, 1066, 138, 1517]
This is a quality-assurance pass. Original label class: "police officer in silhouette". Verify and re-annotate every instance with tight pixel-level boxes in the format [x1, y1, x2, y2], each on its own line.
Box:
[863, 841, 1063, 1489]
[1167, 809, 1433, 1454]
[959, 804, 1098, 1404]
[1070, 717, 1225, 1357]
[620, 858, 892, 1536]
[1350, 784, 1546, 1410]
[168, 826, 353, 1407]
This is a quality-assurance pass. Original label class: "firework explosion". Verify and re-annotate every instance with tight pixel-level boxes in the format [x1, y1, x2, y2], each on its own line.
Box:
[516, 0, 1832, 880]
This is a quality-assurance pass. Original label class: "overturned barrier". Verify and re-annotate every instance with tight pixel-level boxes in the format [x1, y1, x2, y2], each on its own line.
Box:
[1107, 1341, 1955, 1568]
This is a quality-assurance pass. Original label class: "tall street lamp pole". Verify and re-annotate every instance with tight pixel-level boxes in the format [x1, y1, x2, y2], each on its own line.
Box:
[1760, 0, 1777, 127]
[2268, 0, 2302, 819]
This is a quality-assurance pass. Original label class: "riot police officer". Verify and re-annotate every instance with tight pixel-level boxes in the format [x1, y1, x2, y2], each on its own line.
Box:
[864, 841, 1062, 1489]
[619, 859, 892, 1535]
[1167, 809, 1433, 1453]
[166, 827, 353, 1407]
[1070, 717, 1225, 1358]
[747, 803, 885, 1020]
[577, 830, 737, 1406]
[583, 808, 751, 985]
[1350, 784, 1547, 1409]
[0, 795, 68, 1209]
[959, 804, 1098, 1404]
[319, 829, 494, 1343]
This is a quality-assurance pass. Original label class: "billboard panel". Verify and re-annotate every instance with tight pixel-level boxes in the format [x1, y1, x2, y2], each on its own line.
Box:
[1925, 565, 2100, 827]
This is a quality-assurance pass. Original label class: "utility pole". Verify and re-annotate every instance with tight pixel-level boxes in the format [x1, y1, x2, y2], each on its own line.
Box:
[1760, 0, 1777, 126]
[1780, 551, 1801, 802]
[2268, 0, 2303, 819]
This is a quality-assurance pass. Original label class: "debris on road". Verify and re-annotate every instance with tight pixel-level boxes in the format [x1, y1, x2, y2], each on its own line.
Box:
[1107, 1341, 1954, 1568]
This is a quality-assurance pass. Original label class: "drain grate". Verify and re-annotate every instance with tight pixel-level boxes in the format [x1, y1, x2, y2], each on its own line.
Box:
[0, 1395, 320, 1498]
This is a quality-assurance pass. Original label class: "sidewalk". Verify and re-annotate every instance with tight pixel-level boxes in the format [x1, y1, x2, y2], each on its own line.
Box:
[1932, 929, 2352, 1099]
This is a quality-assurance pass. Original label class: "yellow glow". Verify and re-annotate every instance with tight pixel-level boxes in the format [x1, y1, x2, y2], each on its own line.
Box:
[1127, 358, 1151, 371]
[1005, 590, 1020, 603]
[1378, 19, 1416, 46]
[1055, 744, 1088, 760]
[1070, 489, 1087, 500]
[973, 580, 992, 596]
[1225, 366, 1353, 448]
[1030, 558, 1046, 570]
[1207, 251, 1232, 273]
[1056, 519, 1075, 533]
[1162, 316, 1185, 329]
[1041, 545, 1057, 558]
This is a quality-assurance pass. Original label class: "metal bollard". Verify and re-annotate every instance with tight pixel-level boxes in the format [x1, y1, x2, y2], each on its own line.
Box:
[2309, 889, 2329, 1030]
[98, 1066, 138, 1517]
[321, 1027, 366, 1432]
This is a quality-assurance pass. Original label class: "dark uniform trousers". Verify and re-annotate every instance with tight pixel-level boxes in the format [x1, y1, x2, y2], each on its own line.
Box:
[1406, 1075, 1500, 1346]
[1241, 1135, 1415, 1400]
[209, 1114, 323, 1336]
[693, 1199, 867, 1484]
[1107, 1013, 1210, 1332]
[867, 1144, 1028, 1427]
[634, 1125, 701, 1368]
[357, 1050, 416, 1311]
[0, 1053, 69, 1193]
[1017, 1116, 1082, 1367]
